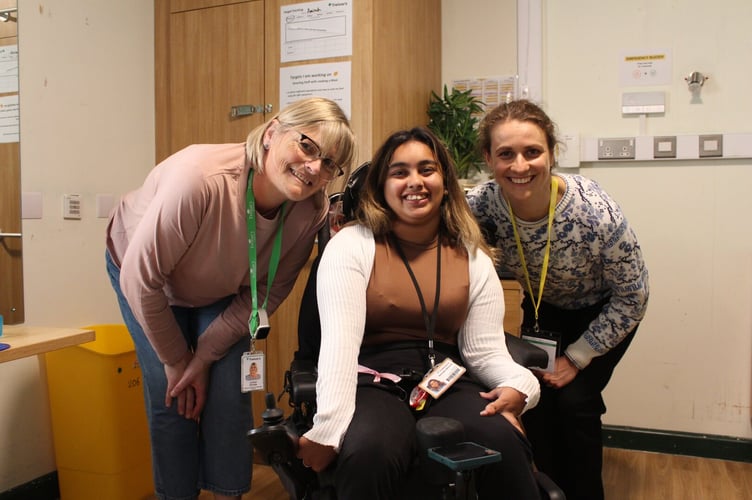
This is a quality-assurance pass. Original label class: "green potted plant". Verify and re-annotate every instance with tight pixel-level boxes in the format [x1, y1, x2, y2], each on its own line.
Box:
[427, 84, 485, 180]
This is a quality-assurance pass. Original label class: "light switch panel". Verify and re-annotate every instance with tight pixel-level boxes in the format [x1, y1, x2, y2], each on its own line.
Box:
[699, 134, 723, 157]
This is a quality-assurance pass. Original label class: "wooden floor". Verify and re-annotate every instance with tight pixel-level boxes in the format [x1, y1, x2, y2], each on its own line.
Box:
[601, 448, 752, 500]
[194, 448, 752, 500]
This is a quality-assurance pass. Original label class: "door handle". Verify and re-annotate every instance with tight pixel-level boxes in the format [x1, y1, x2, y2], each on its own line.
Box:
[0, 231, 21, 239]
[230, 104, 273, 118]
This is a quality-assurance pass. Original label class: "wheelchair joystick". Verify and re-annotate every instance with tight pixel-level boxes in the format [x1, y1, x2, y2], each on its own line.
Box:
[261, 392, 284, 426]
[247, 392, 297, 465]
[248, 393, 319, 500]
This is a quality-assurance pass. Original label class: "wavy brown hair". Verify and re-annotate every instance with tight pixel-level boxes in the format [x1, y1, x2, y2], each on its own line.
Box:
[478, 99, 559, 166]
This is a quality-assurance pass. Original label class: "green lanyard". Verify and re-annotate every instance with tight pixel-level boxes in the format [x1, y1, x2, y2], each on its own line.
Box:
[508, 177, 558, 332]
[246, 169, 286, 348]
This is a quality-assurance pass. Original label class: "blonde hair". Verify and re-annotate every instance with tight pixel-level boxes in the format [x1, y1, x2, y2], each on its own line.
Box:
[357, 127, 495, 261]
[245, 97, 356, 178]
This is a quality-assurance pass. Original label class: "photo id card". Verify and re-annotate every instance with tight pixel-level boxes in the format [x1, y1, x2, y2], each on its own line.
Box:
[241, 351, 265, 393]
[521, 328, 561, 373]
[419, 357, 466, 399]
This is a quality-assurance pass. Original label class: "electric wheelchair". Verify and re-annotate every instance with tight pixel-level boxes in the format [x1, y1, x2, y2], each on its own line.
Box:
[248, 163, 565, 499]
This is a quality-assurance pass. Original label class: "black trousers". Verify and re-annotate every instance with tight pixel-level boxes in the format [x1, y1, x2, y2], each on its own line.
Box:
[520, 295, 637, 500]
[332, 343, 542, 500]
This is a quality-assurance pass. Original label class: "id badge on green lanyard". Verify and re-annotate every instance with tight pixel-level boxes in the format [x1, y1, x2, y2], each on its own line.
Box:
[243, 168, 285, 392]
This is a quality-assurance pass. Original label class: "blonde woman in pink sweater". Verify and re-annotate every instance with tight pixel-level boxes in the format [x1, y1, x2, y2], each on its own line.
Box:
[106, 97, 355, 500]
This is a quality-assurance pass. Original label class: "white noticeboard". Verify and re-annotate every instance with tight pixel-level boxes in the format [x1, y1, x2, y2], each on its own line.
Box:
[280, 62, 351, 119]
[280, 0, 353, 63]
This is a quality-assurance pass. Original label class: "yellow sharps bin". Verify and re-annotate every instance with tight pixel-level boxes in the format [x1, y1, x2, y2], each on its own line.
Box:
[45, 324, 154, 500]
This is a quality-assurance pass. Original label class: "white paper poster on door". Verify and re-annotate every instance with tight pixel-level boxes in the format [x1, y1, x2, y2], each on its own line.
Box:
[280, 0, 353, 63]
[0, 94, 19, 143]
[0, 44, 19, 94]
[280, 62, 351, 119]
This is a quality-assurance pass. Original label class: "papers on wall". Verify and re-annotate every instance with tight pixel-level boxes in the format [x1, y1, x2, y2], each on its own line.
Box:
[0, 94, 19, 143]
[280, 0, 353, 63]
[280, 61, 351, 119]
[0, 44, 18, 94]
[452, 76, 518, 112]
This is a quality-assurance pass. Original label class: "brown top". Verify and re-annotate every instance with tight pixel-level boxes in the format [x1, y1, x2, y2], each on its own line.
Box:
[363, 235, 469, 347]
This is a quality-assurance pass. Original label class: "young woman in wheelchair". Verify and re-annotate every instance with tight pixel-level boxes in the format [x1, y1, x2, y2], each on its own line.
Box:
[297, 127, 543, 499]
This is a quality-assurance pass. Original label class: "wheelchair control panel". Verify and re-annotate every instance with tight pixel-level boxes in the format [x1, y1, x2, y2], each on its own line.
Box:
[428, 442, 501, 472]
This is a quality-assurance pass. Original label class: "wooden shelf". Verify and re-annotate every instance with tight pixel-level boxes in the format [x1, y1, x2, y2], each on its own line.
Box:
[0, 326, 95, 363]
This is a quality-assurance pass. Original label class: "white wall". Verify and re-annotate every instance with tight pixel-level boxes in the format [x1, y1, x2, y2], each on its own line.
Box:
[545, 0, 752, 440]
[0, 2, 154, 491]
[444, 0, 752, 440]
[441, 0, 517, 86]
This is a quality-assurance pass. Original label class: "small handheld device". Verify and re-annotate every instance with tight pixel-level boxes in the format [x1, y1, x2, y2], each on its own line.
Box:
[254, 308, 271, 339]
[427, 442, 501, 472]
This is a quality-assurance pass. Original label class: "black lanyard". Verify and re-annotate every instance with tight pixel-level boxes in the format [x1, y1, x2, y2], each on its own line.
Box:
[390, 233, 441, 368]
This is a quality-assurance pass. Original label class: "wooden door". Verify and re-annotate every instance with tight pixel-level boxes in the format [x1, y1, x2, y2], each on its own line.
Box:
[156, 0, 266, 161]
[0, 0, 22, 324]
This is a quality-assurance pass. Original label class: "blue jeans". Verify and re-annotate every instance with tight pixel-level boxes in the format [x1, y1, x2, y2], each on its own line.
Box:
[106, 250, 253, 500]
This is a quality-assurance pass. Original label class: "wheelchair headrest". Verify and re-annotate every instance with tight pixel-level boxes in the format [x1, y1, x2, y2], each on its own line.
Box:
[327, 161, 370, 236]
[342, 161, 370, 220]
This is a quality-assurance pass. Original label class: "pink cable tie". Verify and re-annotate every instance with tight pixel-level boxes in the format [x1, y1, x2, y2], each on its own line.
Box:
[357, 364, 402, 384]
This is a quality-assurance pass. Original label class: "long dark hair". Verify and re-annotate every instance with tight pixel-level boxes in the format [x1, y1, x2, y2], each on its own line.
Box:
[357, 127, 493, 258]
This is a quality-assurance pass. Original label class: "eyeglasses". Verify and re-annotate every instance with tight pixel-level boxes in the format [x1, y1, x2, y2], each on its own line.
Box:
[293, 131, 344, 180]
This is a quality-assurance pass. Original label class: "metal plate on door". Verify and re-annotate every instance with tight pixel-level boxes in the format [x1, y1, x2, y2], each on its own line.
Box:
[230, 104, 273, 118]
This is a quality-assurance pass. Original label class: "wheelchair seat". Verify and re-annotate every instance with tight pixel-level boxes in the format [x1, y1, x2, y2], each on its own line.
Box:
[248, 162, 565, 500]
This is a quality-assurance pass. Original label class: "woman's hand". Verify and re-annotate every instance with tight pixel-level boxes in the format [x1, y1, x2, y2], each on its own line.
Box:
[169, 353, 212, 420]
[163, 350, 194, 417]
[539, 355, 579, 389]
[297, 436, 337, 472]
[479, 387, 527, 434]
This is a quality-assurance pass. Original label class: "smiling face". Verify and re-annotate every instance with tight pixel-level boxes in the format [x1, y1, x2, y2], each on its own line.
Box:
[384, 140, 445, 240]
[484, 119, 556, 220]
[258, 124, 332, 209]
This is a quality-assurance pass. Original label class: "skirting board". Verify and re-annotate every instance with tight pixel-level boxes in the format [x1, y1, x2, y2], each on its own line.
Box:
[1, 428, 750, 498]
[0, 472, 58, 500]
[603, 425, 752, 463]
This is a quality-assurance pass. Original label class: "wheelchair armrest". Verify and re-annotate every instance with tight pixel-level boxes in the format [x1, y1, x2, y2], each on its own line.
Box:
[535, 470, 567, 500]
[505, 332, 549, 369]
[289, 358, 318, 405]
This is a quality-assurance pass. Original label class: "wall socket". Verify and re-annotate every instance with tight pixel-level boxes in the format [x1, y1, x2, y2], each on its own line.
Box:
[699, 134, 723, 157]
[653, 136, 677, 158]
[598, 137, 635, 160]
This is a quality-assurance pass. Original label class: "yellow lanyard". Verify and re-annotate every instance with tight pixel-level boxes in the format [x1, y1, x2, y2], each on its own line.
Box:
[508, 177, 558, 331]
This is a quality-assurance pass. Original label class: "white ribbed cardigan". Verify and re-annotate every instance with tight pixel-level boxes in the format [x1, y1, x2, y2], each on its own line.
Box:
[303, 224, 540, 450]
